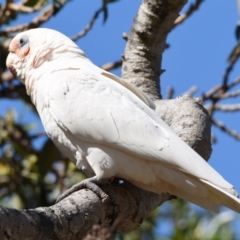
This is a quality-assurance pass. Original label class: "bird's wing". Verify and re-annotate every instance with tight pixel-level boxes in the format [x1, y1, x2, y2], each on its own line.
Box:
[44, 69, 169, 161]
[44, 69, 227, 181]
[101, 71, 156, 109]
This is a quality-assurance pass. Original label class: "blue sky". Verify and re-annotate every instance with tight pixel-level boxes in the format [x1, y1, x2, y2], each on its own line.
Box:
[1, 0, 240, 233]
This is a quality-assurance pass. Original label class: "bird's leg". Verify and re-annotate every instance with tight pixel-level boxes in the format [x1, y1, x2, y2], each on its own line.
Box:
[56, 176, 112, 203]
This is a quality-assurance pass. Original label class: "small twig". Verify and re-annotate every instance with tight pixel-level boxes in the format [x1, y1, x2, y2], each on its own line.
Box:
[201, 84, 223, 101]
[219, 90, 240, 99]
[212, 118, 240, 140]
[8, 0, 45, 13]
[201, 78, 240, 102]
[201, 78, 240, 116]
[228, 44, 240, 63]
[213, 104, 240, 112]
[183, 86, 198, 96]
[0, 0, 13, 26]
[0, 5, 54, 36]
[101, 60, 122, 71]
[166, 87, 174, 99]
[0, 1, 68, 37]
[211, 132, 217, 144]
[174, 0, 204, 27]
[228, 77, 240, 88]
[71, 7, 104, 41]
[223, 58, 238, 87]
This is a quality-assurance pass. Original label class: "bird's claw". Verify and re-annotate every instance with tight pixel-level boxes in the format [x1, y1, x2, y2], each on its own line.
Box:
[56, 177, 110, 203]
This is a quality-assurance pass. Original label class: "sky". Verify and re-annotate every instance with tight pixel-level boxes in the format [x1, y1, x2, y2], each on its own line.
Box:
[1, 0, 240, 236]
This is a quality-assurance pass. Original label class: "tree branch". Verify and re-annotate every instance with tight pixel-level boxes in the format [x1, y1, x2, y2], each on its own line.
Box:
[173, 0, 204, 27]
[212, 104, 240, 112]
[121, 0, 212, 212]
[101, 60, 122, 71]
[155, 95, 212, 161]
[0, 5, 54, 36]
[8, 0, 45, 13]
[212, 118, 240, 141]
[121, 0, 187, 100]
[71, 6, 103, 41]
[0, 0, 13, 26]
[0, 1, 68, 36]
[0, 182, 171, 240]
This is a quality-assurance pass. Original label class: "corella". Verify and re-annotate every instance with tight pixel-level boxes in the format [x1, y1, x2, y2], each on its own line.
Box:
[6, 28, 240, 213]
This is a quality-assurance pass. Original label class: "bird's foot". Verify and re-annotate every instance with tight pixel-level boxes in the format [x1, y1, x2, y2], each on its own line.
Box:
[56, 176, 111, 203]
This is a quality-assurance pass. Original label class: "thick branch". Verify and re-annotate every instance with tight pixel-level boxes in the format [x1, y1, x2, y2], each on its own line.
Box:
[155, 95, 212, 160]
[0, 182, 171, 240]
[121, 0, 187, 100]
[121, 0, 212, 214]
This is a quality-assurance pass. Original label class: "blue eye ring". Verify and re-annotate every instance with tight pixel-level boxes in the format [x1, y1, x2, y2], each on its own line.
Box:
[18, 35, 29, 48]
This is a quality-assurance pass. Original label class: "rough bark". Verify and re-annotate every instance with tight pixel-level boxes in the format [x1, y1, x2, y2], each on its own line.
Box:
[120, 0, 212, 233]
[122, 0, 187, 100]
[0, 182, 172, 240]
[155, 96, 212, 160]
[0, 0, 214, 239]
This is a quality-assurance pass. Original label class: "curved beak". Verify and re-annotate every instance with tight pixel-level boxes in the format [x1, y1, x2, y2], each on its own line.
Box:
[6, 52, 16, 76]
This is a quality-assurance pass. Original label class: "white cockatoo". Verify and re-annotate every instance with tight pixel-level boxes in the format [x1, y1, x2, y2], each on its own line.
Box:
[6, 28, 240, 213]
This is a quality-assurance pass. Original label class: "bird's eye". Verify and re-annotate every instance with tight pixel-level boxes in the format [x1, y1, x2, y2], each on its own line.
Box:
[18, 35, 29, 48]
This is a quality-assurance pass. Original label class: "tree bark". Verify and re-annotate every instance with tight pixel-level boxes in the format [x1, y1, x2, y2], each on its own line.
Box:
[155, 96, 212, 161]
[0, 0, 214, 239]
[122, 0, 187, 100]
[0, 182, 172, 240]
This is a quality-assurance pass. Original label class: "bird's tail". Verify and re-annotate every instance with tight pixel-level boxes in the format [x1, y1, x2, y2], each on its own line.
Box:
[129, 165, 240, 213]
[163, 176, 240, 213]
[198, 179, 240, 213]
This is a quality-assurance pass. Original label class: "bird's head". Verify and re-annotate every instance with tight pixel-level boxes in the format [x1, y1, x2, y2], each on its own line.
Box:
[6, 28, 86, 83]
[6, 29, 48, 82]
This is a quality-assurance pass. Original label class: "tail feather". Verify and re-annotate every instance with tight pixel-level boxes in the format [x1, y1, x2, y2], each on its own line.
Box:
[148, 165, 240, 213]
[165, 178, 240, 213]
[173, 190, 220, 213]
[158, 166, 240, 213]
[200, 179, 240, 213]
[121, 157, 240, 213]
[158, 179, 221, 213]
